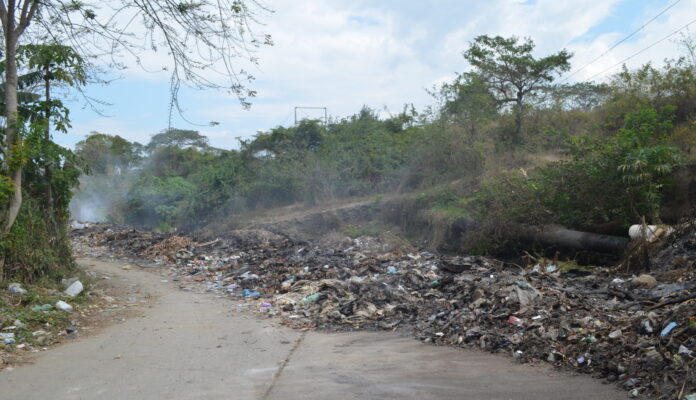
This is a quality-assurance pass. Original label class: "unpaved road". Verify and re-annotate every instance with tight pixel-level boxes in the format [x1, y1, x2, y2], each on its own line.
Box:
[0, 259, 626, 400]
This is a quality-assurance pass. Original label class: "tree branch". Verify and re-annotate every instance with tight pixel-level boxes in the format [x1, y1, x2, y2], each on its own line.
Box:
[16, 0, 39, 35]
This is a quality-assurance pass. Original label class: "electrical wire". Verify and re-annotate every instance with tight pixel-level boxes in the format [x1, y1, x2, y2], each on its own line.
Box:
[560, 0, 683, 83]
[584, 16, 696, 82]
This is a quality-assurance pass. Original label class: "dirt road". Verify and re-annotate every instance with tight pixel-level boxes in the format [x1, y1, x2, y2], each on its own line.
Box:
[0, 259, 626, 399]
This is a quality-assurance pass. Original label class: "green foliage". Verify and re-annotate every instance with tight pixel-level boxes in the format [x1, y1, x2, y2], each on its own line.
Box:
[72, 37, 695, 248]
[0, 197, 75, 281]
[126, 175, 197, 229]
[435, 72, 498, 138]
[469, 106, 685, 230]
[17, 44, 87, 88]
[75, 132, 143, 175]
[0, 45, 85, 283]
[146, 128, 211, 152]
[463, 35, 572, 143]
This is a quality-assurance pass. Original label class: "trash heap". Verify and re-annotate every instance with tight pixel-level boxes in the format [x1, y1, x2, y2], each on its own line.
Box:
[72, 223, 696, 399]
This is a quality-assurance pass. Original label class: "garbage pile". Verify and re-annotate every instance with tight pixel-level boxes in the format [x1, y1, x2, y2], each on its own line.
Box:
[72, 222, 696, 399]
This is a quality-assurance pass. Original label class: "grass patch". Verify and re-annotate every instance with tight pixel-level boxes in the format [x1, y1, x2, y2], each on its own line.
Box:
[1, 273, 92, 352]
[340, 223, 390, 238]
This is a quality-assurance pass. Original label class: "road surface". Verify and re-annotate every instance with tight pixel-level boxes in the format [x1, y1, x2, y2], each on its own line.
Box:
[0, 258, 626, 400]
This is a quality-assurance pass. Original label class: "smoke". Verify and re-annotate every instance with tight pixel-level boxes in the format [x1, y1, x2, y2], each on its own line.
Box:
[70, 174, 134, 223]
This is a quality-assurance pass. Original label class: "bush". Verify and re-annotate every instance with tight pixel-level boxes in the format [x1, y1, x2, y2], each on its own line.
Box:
[469, 106, 685, 231]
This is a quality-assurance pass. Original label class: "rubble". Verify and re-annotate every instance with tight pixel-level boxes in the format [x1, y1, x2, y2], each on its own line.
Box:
[72, 222, 696, 399]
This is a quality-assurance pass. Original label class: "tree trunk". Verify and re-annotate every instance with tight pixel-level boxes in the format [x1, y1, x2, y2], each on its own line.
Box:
[3, 16, 22, 235]
[44, 65, 54, 217]
[1, 3, 22, 277]
[513, 96, 523, 144]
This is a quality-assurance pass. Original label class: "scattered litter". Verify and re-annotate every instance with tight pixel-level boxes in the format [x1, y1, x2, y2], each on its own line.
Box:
[70, 221, 696, 399]
[55, 301, 74, 312]
[64, 280, 84, 297]
[243, 289, 261, 298]
[7, 283, 27, 295]
[1, 333, 15, 344]
[660, 322, 678, 337]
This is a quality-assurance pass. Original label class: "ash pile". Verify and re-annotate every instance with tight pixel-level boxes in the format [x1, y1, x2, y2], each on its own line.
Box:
[72, 222, 696, 399]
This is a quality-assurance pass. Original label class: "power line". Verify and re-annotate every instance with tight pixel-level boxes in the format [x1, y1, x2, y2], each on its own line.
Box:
[583, 16, 696, 82]
[560, 0, 682, 83]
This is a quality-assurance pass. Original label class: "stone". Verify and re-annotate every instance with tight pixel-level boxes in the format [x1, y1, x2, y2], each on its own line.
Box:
[630, 274, 657, 289]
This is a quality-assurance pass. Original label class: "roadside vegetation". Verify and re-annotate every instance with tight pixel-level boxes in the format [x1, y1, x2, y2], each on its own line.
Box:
[74, 35, 695, 257]
[0, 1, 271, 283]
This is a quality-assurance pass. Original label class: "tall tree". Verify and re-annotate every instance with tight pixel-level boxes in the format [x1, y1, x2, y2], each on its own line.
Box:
[18, 44, 87, 214]
[463, 35, 571, 143]
[0, 0, 272, 271]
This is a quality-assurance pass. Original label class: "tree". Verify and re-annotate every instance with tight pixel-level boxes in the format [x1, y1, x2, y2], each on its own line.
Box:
[18, 44, 87, 214]
[437, 72, 498, 139]
[0, 1, 271, 271]
[463, 35, 572, 143]
[146, 128, 210, 153]
[76, 132, 143, 175]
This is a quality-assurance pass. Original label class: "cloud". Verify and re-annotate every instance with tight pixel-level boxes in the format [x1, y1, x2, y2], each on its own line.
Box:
[64, 0, 694, 150]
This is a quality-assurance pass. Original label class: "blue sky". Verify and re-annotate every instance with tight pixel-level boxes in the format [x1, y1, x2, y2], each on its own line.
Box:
[58, 0, 695, 150]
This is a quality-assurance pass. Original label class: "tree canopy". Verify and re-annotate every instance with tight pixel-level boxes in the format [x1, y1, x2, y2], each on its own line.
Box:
[463, 35, 572, 143]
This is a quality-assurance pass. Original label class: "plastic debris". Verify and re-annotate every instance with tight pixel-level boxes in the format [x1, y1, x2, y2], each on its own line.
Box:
[70, 221, 696, 399]
[242, 289, 261, 298]
[1, 332, 15, 344]
[64, 280, 84, 297]
[55, 300, 74, 312]
[8, 283, 27, 295]
[608, 329, 622, 339]
[661, 322, 678, 337]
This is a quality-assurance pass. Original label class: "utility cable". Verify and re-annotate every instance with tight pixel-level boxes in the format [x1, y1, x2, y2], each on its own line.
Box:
[583, 16, 696, 82]
[560, 0, 682, 83]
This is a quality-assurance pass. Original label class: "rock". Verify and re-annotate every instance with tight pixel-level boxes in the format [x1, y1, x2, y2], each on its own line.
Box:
[55, 300, 73, 312]
[8, 282, 27, 295]
[630, 274, 657, 289]
[64, 280, 84, 297]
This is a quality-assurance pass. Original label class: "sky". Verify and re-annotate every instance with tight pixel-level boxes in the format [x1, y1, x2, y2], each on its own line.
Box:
[58, 0, 696, 150]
